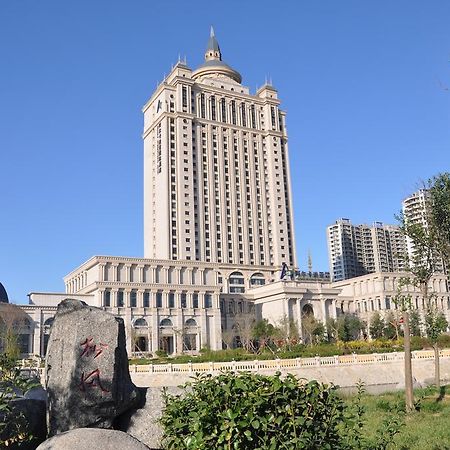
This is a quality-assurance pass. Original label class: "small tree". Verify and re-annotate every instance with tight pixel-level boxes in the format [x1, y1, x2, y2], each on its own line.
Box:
[392, 278, 415, 413]
[409, 310, 422, 337]
[337, 314, 365, 342]
[233, 313, 256, 352]
[0, 303, 29, 360]
[301, 315, 324, 346]
[428, 172, 450, 271]
[221, 329, 236, 350]
[251, 319, 275, 353]
[272, 315, 299, 350]
[424, 308, 448, 388]
[369, 312, 385, 339]
[383, 311, 402, 340]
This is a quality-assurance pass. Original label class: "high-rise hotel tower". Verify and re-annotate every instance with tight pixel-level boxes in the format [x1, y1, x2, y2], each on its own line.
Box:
[143, 29, 296, 269]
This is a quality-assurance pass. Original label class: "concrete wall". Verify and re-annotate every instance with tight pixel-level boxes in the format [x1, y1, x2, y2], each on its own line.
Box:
[130, 358, 450, 394]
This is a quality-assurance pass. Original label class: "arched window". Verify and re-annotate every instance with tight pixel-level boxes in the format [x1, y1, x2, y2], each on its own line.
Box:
[229, 272, 245, 294]
[134, 318, 148, 327]
[185, 318, 197, 327]
[302, 304, 314, 317]
[160, 318, 173, 327]
[250, 273, 265, 287]
[44, 317, 54, 330]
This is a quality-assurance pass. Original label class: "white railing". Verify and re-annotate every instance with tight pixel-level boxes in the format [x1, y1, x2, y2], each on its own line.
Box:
[20, 349, 450, 381]
[129, 348, 450, 375]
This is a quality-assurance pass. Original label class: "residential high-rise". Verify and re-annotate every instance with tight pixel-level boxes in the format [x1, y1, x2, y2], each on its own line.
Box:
[143, 28, 296, 268]
[402, 189, 444, 272]
[327, 219, 407, 281]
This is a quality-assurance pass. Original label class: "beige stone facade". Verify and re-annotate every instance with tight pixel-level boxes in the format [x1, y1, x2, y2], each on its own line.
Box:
[15, 32, 450, 358]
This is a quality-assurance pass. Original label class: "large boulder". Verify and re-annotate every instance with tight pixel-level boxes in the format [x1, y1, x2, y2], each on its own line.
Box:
[45, 299, 139, 435]
[36, 428, 150, 450]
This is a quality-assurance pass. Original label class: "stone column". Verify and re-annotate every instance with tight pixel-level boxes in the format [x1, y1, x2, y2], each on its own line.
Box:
[137, 290, 144, 308]
[151, 309, 159, 354]
[98, 289, 105, 308]
[137, 265, 144, 283]
[296, 298, 303, 340]
[33, 309, 43, 357]
[174, 305, 183, 354]
[111, 289, 118, 308]
[320, 299, 327, 322]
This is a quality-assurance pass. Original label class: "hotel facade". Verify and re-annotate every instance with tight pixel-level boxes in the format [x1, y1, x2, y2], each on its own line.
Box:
[12, 31, 450, 357]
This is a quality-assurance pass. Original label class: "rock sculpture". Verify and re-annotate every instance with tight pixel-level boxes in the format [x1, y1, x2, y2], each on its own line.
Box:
[45, 299, 139, 435]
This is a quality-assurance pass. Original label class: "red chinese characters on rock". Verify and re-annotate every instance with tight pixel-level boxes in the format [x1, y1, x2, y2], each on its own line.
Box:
[78, 337, 110, 393]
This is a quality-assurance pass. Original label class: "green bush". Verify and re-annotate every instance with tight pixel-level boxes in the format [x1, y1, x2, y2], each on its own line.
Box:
[160, 372, 405, 450]
[160, 372, 346, 449]
[0, 353, 41, 447]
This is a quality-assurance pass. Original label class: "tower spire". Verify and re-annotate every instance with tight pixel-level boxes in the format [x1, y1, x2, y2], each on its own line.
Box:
[205, 26, 221, 61]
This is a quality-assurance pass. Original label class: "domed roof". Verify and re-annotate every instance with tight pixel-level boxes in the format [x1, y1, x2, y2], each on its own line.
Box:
[0, 282, 9, 303]
[192, 27, 242, 84]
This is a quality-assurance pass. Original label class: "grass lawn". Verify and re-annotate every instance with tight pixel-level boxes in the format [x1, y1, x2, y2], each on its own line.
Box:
[345, 385, 450, 450]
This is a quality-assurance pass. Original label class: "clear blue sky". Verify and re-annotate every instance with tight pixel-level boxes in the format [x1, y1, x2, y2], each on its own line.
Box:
[1, 1, 449, 303]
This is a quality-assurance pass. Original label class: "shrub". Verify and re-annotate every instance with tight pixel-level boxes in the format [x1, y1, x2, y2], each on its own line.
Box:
[0, 353, 40, 447]
[160, 372, 347, 449]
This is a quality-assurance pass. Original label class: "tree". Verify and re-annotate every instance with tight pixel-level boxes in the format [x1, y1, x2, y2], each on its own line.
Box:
[272, 315, 299, 350]
[424, 308, 448, 388]
[383, 311, 402, 340]
[302, 315, 325, 345]
[409, 310, 422, 337]
[428, 172, 450, 271]
[369, 312, 385, 339]
[251, 319, 275, 353]
[0, 303, 29, 360]
[393, 279, 415, 412]
[233, 313, 256, 352]
[221, 329, 236, 350]
[396, 172, 450, 407]
[338, 314, 365, 342]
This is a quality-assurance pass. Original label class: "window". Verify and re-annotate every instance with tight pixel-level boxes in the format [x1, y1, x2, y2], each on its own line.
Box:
[251, 105, 256, 128]
[156, 292, 163, 308]
[205, 294, 213, 309]
[134, 318, 148, 327]
[143, 292, 150, 308]
[250, 273, 265, 286]
[181, 293, 187, 308]
[229, 272, 245, 293]
[193, 293, 199, 308]
[182, 86, 188, 108]
[130, 290, 137, 308]
[210, 96, 216, 120]
[241, 103, 246, 127]
[117, 290, 124, 307]
[221, 98, 226, 122]
[200, 93, 205, 118]
[169, 292, 175, 308]
[160, 318, 173, 327]
[231, 100, 236, 124]
[104, 290, 111, 307]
